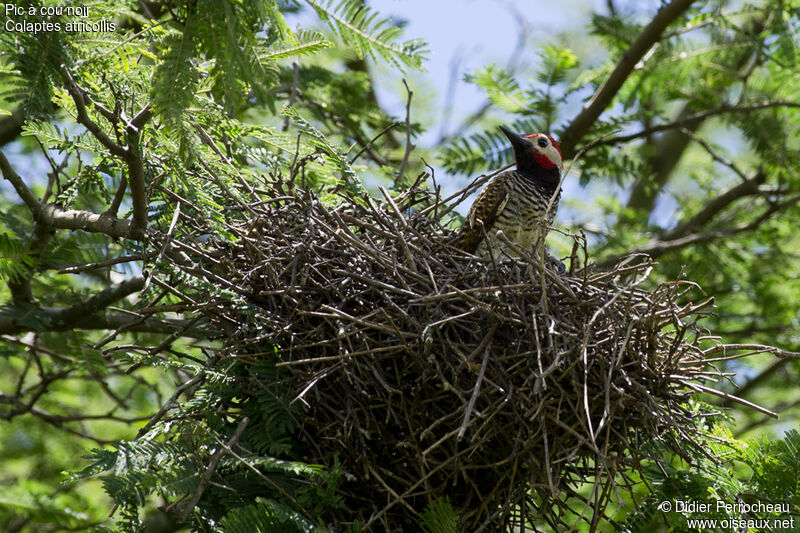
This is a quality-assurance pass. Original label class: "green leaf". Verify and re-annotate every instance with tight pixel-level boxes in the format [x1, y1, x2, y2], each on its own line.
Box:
[259, 30, 333, 61]
[536, 45, 579, 86]
[0, 233, 35, 281]
[466, 65, 527, 113]
[420, 497, 462, 533]
[304, 0, 427, 70]
[151, 25, 201, 159]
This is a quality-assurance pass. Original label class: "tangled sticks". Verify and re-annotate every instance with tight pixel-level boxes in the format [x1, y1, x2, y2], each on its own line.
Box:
[149, 176, 760, 531]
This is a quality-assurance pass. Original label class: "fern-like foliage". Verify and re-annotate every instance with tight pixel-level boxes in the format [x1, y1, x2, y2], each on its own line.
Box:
[22, 121, 105, 156]
[420, 497, 462, 533]
[304, 0, 427, 70]
[193, 0, 280, 110]
[259, 30, 333, 61]
[439, 46, 578, 175]
[71, 350, 342, 531]
[151, 25, 201, 160]
[147, 1, 353, 162]
[465, 65, 528, 114]
[745, 428, 800, 502]
[621, 425, 800, 533]
[0, 19, 71, 115]
[0, 233, 34, 281]
[218, 500, 319, 533]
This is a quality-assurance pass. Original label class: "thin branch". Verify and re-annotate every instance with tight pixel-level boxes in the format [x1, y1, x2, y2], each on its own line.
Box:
[107, 173, 129, 216]
[85, 94, 118, 124]
[598, 101, 800, 147]
[35, 138, 69, 204]
[49, 277, 146, 326]
[136, 373, 206, 438]
[57, 251, 157, 274]
[395, 79, 415, 187]
[348, 121, 402, 164]
[721, 358, 788, 407]
[680, 380, 778, 418]
[659, 170, 766, 242]
[681, 128, 750, 182]
[458, 325, 497, 439]
[702, 343, 800, 360]
[282, 61, 300, 132]
[0, 309, 203, 336]
[599, 193, 800, 266]
[181, 417, 250, 520]
[19, 405, 115, 444]
[418, 164, 512, 220]
[437, 49, 464, 142]
[222, 435, 318, 524]
[124, 122, 148, 233]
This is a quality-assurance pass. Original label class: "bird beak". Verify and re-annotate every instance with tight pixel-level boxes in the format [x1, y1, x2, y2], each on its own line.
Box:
[498, 125, 530, 154]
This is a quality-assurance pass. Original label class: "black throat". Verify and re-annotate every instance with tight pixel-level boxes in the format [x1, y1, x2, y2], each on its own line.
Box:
[516, 159, 561, 196]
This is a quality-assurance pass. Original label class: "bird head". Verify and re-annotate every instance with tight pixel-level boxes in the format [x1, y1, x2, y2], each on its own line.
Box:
[499, 125, 563, 175]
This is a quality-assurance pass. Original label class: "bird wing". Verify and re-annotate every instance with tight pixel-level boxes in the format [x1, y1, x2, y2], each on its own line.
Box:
[457, 172, 511, 253]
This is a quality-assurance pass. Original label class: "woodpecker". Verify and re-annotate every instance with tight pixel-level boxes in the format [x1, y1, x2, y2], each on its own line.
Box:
[457, 125, 563, 259]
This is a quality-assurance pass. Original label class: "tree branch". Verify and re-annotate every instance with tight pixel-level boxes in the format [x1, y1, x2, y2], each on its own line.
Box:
[0, 149, 45, 219]
[599, 101, 800, 147]
[0, 312, 204, 336]
[62, 67, 151, 234]
[124, 123, 149, 232]
[62, 67, 127, 158]
[0, 277, 202, 336]
[1, 107, 145, 240]
[131, 105, 153, 129]
[623, 15, 766, 214]
[0, 150, 53, 302]
[45, 204, 135, 237]
[721, 358, 789, 408]
[49, 276, 145, 325]
[558, 0, 698, 158]
[598, 193, 800, 267]
[181, 416, 249, 520]
[57, 252, 157, 274]
[681, 127, 750, 181]
[107, 174, 128, 216]
[659, 170, 766, 242]
[126, 106, 153, 233]
[395, 79, 415, 187]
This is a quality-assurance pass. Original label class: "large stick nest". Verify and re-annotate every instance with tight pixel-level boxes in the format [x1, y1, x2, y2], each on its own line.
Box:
[150, 175, 720, 531]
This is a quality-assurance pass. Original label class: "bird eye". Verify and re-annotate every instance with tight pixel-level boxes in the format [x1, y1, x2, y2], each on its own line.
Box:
[537, 137, 549, 148]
